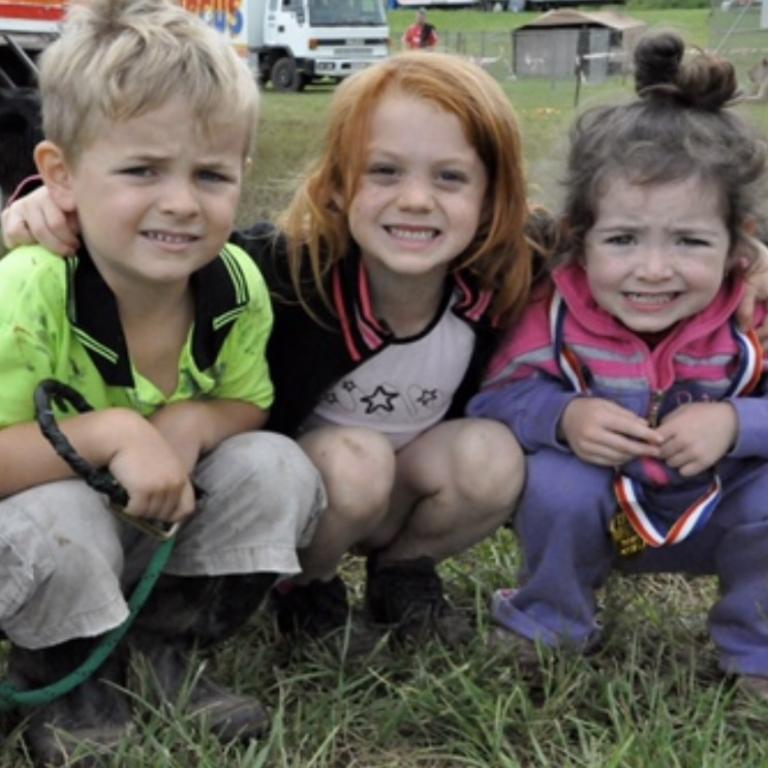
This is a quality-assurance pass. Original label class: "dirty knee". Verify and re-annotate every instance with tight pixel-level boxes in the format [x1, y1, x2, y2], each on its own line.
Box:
[315, 429, 396, 527]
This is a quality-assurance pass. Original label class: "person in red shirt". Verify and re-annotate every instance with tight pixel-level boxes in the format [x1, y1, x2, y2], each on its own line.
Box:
[402, 9, 438, 50]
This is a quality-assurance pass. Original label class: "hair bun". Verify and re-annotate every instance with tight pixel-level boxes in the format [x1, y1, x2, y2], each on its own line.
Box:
[634, 32, 737, 110]
[633, 32, 683, 93]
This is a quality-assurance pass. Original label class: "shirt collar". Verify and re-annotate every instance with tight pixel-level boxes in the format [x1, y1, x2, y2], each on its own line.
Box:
[67, 245, 249, 386]
[331, 247, 493, 362]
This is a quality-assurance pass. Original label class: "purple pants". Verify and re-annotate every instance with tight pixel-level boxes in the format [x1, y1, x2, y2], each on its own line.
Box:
[493, 448, 768, 675]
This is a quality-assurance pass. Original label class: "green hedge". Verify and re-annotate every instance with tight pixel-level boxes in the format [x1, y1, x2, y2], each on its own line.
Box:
[626, 0, 709, 9]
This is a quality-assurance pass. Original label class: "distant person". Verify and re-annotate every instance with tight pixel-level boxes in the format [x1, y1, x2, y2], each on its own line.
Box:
[402, 8, 438, 50]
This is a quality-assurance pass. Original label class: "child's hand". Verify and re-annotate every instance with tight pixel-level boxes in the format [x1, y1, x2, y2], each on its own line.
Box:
[1, 185, 80, 255]
[656, 402, 738, 476]
[560, 397, 662, 466]
[108, 417, 196, 522]
[735, 235, 768, 344]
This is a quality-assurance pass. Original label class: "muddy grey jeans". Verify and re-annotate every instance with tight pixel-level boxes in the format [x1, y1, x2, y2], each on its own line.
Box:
[0, 431, 325, 648]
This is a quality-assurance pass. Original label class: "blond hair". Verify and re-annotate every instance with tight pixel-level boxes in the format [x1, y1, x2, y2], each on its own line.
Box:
[39, 0, 259, 161]
[278, 51, 533, 326]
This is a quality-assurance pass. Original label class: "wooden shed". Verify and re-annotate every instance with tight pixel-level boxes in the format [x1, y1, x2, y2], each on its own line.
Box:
[512, 10, 647, 81]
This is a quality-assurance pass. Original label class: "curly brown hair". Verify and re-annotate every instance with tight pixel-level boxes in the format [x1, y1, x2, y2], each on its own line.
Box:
[562, 32, 768, 266]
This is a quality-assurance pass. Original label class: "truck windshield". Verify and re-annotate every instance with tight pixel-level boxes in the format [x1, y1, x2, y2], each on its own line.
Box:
[308, 0, 386, 26]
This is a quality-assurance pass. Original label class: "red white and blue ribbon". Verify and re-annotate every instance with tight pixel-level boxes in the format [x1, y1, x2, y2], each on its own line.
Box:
[549, 290, 763, 547]
[612, 473, 721, 547]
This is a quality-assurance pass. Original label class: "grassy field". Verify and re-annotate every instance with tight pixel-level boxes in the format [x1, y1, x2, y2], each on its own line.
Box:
[3, 537, 767, 766]
[245, 6, 767, 222]
[387, 6, 711, 42]
[4, 6, 768, 767]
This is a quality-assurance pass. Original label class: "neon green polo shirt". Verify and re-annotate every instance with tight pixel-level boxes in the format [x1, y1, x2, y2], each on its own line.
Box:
[0, 244, 274, 428]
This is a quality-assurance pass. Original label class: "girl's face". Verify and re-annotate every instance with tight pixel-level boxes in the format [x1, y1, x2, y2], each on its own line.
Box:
[346, 90, 488, 289]
[584, 174, 731, 334]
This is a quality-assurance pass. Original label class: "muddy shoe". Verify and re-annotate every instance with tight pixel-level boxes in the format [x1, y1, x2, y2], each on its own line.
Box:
[486, 626, 543, 671]
[272, 576, 386, 659]
[738, 674, 768, 702]
[132, 641, 269, 742]
[365, 556, 474, 646]
[7, 639, 132, 767]
[129, 572, 279, 742]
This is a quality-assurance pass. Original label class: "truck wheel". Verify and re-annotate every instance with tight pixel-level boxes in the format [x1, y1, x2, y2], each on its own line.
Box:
[271, 57, 305, 92]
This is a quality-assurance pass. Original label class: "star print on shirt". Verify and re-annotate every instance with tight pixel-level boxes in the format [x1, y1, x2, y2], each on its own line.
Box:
[342, 380, 357, 392]
[360, 385, 399, 414]
[416, 389, 439, 407]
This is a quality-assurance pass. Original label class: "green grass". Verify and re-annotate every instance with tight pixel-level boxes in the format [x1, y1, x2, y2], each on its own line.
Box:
[4, 533, 768, 767]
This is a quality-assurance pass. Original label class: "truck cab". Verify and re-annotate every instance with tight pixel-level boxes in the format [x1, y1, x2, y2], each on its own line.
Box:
[182, 0, 390, 92]
[260, 0, 389, 90]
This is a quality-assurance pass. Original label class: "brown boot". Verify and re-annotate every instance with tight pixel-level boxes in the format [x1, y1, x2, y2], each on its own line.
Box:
[130, 572, 275, 742]
[272, 576, 387, 659]
[738, 674, 768, 702]
[7, 638, 132, 767]
[366, 555, 475, 647]
[131, 640, 269, 741]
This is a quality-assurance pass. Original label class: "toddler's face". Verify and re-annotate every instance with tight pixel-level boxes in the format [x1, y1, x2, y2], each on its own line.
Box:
[583, 174, 731, 334]
[63, 95, 248, 294]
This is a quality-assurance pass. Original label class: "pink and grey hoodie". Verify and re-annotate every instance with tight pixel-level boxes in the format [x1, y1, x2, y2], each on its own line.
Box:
[468, 262, 768, 503]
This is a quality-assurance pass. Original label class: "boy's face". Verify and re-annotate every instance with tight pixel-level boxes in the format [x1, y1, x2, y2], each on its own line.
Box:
[584, 174, 731, 334]
[61, 95, 248, 292]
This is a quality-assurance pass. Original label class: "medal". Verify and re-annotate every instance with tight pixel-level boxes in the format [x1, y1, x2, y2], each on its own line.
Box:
[609, 508, 646, 557]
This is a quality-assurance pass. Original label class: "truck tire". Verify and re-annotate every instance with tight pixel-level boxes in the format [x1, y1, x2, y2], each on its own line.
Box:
[271, 57, 305, 93]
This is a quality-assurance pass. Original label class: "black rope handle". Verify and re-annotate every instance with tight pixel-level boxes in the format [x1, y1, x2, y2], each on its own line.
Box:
[33, 379, 129, 507]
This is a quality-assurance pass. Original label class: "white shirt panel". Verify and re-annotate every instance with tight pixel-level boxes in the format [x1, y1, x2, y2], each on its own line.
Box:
[301, 303, 474, 449]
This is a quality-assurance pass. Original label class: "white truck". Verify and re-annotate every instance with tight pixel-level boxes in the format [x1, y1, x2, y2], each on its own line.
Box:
[0, 0, 390, 91]
[181, 0, 390, 91]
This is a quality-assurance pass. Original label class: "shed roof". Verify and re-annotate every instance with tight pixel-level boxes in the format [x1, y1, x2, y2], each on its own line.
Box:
[516, 9, 647, 32]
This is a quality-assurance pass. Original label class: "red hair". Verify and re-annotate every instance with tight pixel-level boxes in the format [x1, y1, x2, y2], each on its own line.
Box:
[278, 51, 533, 326]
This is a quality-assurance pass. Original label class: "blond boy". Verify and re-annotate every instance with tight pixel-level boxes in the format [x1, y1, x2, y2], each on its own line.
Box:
[0, 0, 324, 762]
